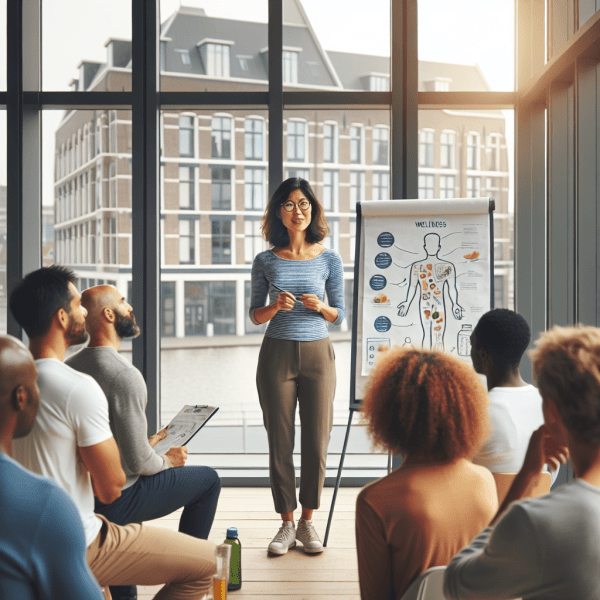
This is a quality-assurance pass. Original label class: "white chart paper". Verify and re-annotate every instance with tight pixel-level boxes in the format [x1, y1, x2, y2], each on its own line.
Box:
[361, 205, 490, 375]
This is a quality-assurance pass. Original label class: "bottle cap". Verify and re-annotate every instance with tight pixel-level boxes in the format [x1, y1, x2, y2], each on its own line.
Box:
[227, 527, 238, 538]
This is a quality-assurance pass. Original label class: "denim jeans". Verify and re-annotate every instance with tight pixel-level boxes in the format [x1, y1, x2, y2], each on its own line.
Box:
[95, 465, 221, 600]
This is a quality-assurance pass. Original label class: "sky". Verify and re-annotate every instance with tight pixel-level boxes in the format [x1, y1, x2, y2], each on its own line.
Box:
[0, 0, 515, 202]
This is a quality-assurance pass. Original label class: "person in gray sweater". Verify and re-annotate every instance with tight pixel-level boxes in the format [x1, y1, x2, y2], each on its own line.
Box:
[66, 285, 220, 600]
[444, 325, 600, 600]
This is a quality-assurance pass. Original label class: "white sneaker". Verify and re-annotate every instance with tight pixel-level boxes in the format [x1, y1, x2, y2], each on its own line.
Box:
[296, 518, 324, 553]
[268, 521, 296, 555]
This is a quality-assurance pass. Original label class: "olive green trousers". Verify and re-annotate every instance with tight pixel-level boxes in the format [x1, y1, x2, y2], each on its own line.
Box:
[256, 336, 336, 514]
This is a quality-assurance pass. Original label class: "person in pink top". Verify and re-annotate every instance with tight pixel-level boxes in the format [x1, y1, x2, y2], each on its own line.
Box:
[355, 347, 498, 600]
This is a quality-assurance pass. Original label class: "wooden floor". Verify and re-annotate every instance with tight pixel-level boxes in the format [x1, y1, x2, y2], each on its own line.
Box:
[138, 487, 362, 599]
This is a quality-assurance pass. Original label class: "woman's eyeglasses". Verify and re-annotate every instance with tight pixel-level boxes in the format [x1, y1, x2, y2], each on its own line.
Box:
[282, 199, 311, 212]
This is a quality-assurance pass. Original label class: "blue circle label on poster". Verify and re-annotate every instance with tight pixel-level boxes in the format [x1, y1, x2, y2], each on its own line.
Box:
[375, 252, 392, 269]
[377, 232, 394, 248]
[374, 316, 391, 332]
[370, 275, 387, 290]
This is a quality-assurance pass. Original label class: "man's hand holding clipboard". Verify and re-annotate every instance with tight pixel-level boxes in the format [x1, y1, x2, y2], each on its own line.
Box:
[152, 405, 219, 458]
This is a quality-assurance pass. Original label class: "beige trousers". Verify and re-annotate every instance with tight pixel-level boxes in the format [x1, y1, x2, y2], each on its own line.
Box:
[256, 336, 336, 514]
[87, 515, 216, 600]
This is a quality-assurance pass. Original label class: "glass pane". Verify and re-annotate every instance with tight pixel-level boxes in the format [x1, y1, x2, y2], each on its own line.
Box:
[282, 109, 390, 466]
[284, 0, 390, 90]
[418, 0, 514, 91]
[160, 109, 271, 461]
[160, 0, 268, 92]
[418, 109, 514, 309]
[0, 111, 5, 333]
[0, 2, 6, 91]
[44, 108, 134, 358]
[42, 1, 132, 91]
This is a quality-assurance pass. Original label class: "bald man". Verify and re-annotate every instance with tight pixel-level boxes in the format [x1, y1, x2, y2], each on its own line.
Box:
[66, 285, 220, 599]
[0, 335, 103, 600]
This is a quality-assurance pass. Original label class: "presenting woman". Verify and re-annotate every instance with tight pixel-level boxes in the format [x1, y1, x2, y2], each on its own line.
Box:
[249, 177, 345, 555]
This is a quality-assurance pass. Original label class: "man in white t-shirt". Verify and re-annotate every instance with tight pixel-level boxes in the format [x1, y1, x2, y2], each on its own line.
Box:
[470, 308, 545, 474]
[10, 266, 215, 599]
[444, 325, 600, 599]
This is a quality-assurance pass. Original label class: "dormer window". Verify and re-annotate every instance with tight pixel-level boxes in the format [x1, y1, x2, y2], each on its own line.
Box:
[424, 77, 451, 92]
[198, 39, 234, 78]
[283, 50, 299, 84]
[174, 49, 191, 65]
[370, 75, 389, 91]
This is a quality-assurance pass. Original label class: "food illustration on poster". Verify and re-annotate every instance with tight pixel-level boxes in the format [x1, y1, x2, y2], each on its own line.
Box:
[361, 209, 490, 376]
[397, 233, 464, 351]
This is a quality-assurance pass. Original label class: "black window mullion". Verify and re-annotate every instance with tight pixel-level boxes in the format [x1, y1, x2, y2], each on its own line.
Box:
[132, 0, 160, 433]
[268, 0, 283, 195]
[6, 0, 23, 337]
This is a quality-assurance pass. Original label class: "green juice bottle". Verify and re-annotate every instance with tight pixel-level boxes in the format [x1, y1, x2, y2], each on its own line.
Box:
[225, 527, 242, 591]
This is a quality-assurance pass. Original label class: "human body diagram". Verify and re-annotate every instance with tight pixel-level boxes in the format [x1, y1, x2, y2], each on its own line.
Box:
[397, 233, 464, 351]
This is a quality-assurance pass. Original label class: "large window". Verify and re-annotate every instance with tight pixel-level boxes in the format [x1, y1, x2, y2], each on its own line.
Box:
[467, 133, 479, 169]
[14, 1, 521, 480]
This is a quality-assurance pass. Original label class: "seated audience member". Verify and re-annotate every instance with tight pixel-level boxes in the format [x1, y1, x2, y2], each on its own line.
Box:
[10, 266, 216, 599]
[443, 326, 600, 600]
[356, 347, 498, 600]
[66, 285, 221, 600]
[471, 309, 546, 475]
[0, 335, 104, 600]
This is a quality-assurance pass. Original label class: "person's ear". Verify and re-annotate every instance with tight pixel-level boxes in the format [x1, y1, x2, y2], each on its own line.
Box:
[56, 307, 69, 331]
[102, 307, 116, 323]
[11, 385, 27, 412]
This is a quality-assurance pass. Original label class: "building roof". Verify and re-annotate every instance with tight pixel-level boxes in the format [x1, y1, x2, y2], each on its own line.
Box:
[74, 1, 493, 94]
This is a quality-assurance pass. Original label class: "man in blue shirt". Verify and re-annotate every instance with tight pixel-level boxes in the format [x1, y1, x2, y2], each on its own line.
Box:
[0, 334, 103, 600]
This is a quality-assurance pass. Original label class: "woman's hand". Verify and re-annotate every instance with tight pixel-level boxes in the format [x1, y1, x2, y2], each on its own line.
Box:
[276, 291, 296, 312]
[300, 294, 323, 313]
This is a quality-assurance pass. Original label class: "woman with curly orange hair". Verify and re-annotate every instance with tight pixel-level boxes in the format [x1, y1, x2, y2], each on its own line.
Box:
[355, 347, 498, 600]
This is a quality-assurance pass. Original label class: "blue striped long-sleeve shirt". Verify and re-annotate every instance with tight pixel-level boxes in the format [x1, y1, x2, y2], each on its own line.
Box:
[249, 248, 346, 341]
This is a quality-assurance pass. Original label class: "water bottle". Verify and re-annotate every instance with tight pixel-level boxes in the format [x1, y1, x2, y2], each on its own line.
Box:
[224, 527, 242, 591]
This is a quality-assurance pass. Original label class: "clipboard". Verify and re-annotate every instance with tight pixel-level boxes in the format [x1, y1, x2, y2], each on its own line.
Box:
[153, 404, 219, 456]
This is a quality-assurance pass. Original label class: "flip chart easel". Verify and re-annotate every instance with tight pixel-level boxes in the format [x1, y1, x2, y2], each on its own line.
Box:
[324, 198, 495, 547]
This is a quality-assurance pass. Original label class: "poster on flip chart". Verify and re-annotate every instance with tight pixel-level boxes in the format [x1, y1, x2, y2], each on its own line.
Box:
[358, 199, 493, 378]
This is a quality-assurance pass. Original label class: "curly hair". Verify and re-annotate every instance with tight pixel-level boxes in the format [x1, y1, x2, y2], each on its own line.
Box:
[261, 178, 329, 248]
[531, 325, 600, 444]
[361, 347, 489, 462]
[473, 308, 531, 368]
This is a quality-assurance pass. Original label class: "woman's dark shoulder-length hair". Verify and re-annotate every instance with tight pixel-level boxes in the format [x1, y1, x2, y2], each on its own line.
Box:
[261, 178, 329, 248]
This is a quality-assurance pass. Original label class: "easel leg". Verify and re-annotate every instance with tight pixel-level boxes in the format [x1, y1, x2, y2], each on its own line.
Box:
[324, 409, 354, 547]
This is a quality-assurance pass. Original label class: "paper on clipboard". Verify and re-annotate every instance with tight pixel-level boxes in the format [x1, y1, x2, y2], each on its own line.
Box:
[153, 405, 219, 456]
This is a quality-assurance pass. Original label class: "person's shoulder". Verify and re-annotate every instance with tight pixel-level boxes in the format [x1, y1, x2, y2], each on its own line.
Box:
[37, 358, 99, 391]
[321, 247, 341, 260]
[357, 470, 403, 506]
[0, 454, 63, 504]
[254, 249, 273, 264]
